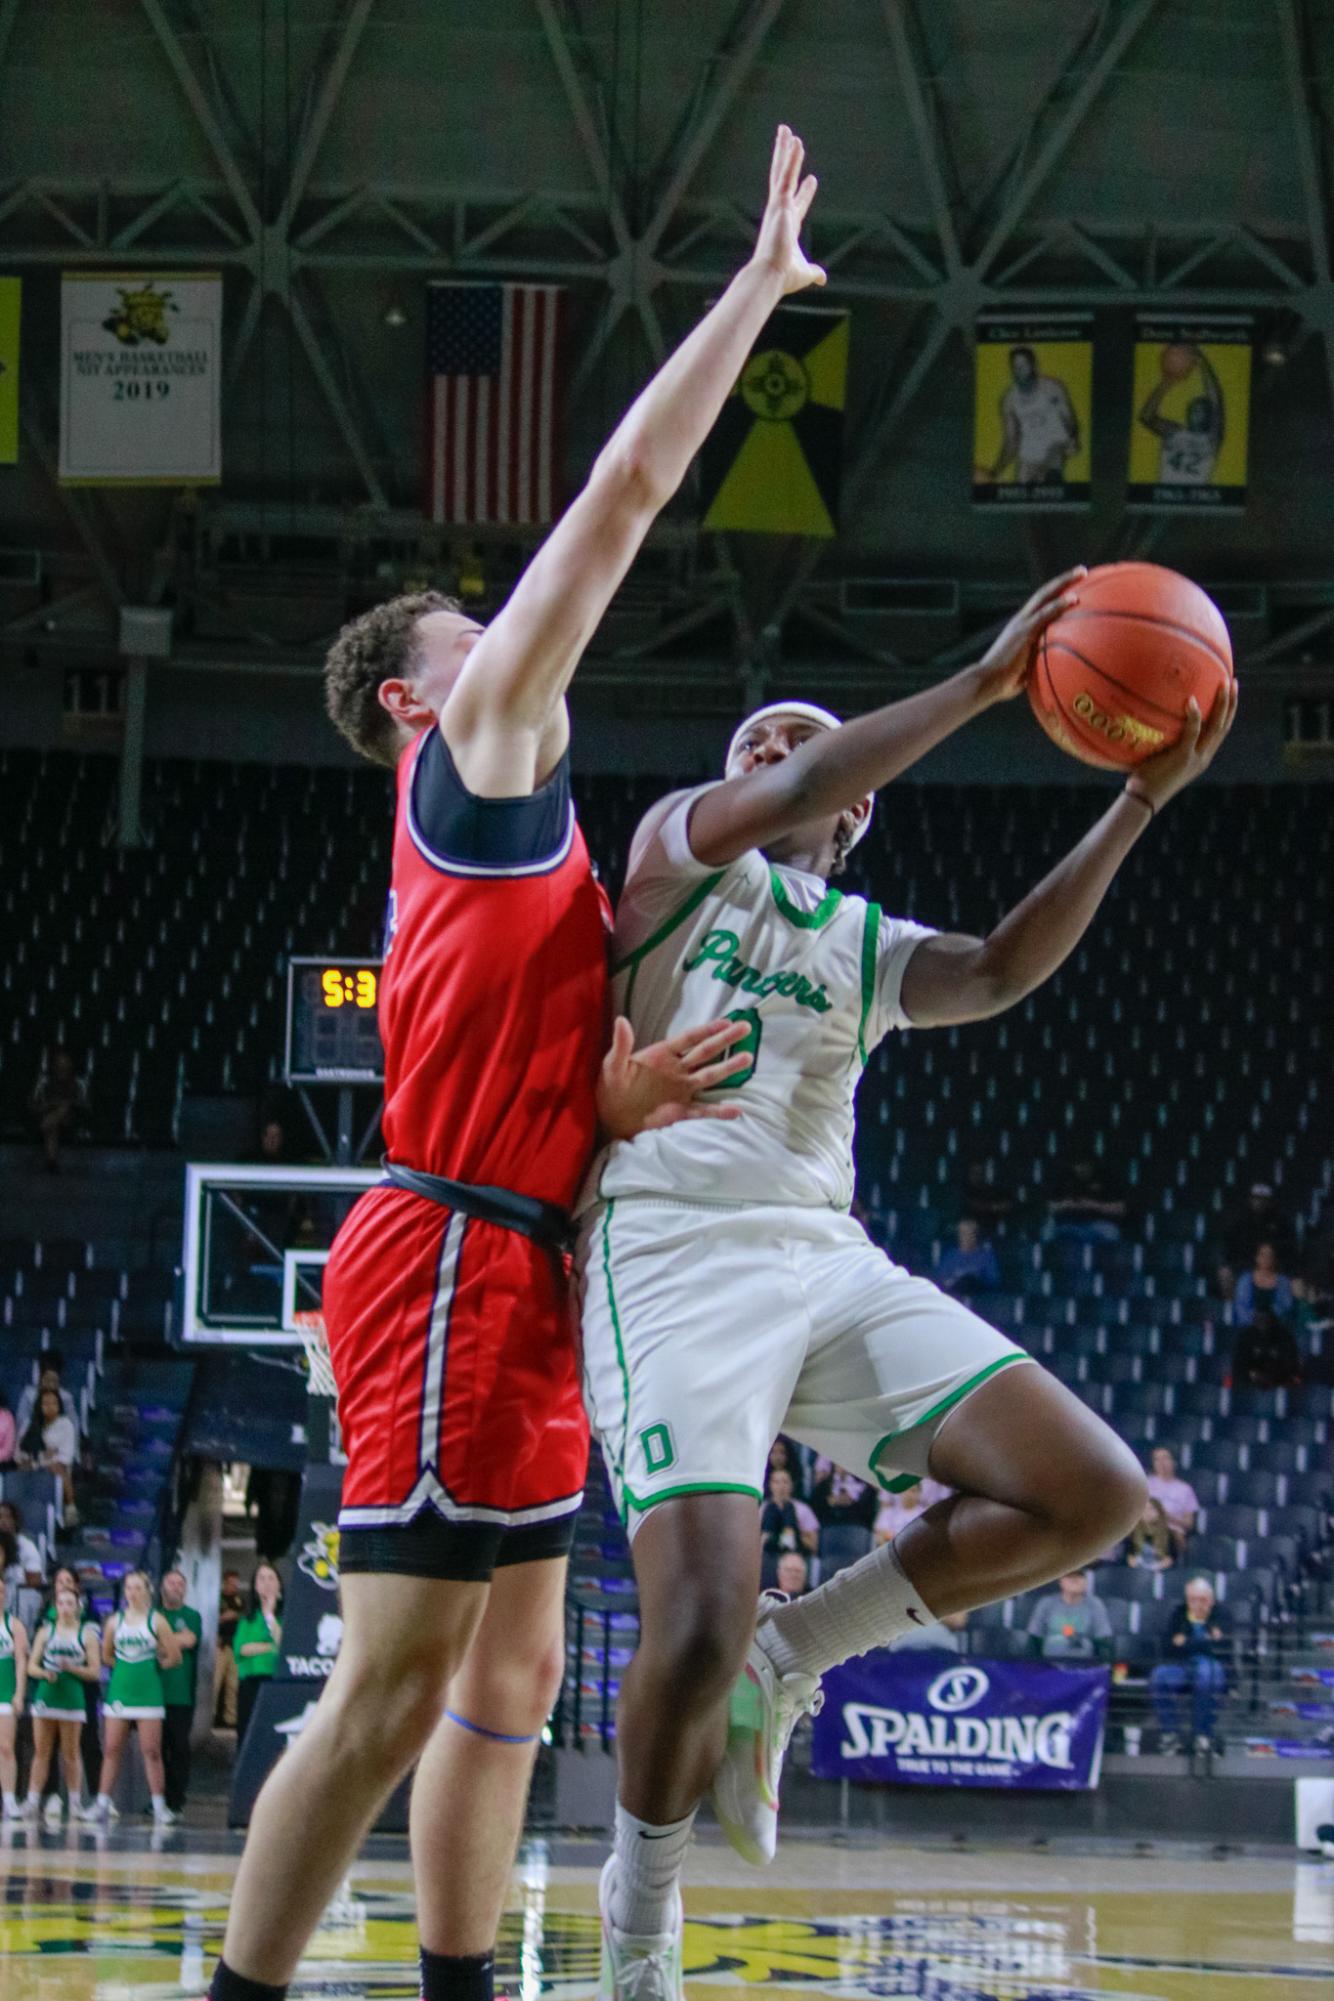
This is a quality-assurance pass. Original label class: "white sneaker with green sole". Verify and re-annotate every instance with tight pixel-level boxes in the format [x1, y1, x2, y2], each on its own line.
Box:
[597, 1856, 684, 2001]
[709, 1615, 822, 1866]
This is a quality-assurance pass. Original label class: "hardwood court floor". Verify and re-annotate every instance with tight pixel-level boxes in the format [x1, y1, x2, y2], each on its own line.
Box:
[1, 1824, 1331, 1999]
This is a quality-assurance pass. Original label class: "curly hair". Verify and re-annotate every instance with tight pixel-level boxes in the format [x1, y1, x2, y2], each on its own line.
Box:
[323, 590, 462, 767]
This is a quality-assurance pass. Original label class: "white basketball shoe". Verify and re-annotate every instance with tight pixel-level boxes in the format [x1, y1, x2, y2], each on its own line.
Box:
[597, 1856, 684, 2001]
[709, 1604, 822, 1866]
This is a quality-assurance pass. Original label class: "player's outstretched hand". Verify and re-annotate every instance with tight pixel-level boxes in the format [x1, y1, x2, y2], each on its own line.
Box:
[751, 125, 826, 296]
[596, 1016, 751, 1140]
[1125, 678, 1238, 814]
[973, 567, 1088, 702]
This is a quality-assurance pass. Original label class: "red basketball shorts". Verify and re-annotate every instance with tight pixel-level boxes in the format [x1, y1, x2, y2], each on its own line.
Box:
[324, 1184, 589, 1581]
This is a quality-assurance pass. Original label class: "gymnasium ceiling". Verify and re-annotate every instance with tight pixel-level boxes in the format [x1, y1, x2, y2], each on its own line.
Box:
[2, 0, 1334, 715]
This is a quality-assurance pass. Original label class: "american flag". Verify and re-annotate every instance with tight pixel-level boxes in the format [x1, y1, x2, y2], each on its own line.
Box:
[426, 283, 562, 525]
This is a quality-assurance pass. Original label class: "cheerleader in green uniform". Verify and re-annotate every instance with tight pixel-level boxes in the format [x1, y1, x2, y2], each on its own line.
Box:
[94, 1569, 181, 1825]
[26, 1579, 100, 1820]
[0, 1530, 31, 1819]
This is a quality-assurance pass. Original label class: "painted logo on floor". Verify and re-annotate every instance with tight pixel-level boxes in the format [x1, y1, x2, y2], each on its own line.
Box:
[0, 1872, 1325, 1996]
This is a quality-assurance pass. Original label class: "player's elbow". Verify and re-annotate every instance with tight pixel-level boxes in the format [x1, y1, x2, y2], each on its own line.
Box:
[589, 441, 668, 515]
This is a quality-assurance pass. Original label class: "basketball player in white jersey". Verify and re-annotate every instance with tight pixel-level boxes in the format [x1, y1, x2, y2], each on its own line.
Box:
[988, 345, 1080, 484]
[1138, 345, 1224, 486]
[578, 574, 1237, 2000]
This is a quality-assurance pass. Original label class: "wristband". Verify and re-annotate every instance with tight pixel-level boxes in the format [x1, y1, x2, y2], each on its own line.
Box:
[1123, 785, 1154, 820]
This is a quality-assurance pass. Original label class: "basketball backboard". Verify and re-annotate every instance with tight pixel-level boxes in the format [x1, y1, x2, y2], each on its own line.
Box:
[180, 1163, 376, 1347]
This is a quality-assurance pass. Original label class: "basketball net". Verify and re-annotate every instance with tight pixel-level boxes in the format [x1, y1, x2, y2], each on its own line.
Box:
[293, 1310, 338, 1405]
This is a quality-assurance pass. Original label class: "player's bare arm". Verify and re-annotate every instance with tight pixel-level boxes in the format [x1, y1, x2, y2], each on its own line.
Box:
[989, 393, 1020, 479]
[900, 680, 1238, 1028]
[1137, 374, 1177, 440]
[434, 127, 826, 798]
[596, 1016, 752, 1139]
[684, 570, 1086, 868]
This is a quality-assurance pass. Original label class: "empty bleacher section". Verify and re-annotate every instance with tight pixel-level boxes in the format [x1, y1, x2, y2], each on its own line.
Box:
[1, 748, 1331, 1758]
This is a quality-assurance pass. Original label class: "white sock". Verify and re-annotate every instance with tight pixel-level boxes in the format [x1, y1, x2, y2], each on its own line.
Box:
[151, 1795, 169, 1819]
[609, 1804, 694, 1937]
[96, 1793, 110, 1809]
[2, 1792, 15, 1810]
[761, 1539, 937, 1678]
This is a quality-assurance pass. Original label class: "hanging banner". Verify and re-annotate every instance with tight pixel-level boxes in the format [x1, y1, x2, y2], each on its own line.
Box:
[0, 277, 19, 464]
[59, 271, 222, 485]
[701, 304, 848, 537]
[1128, 314, 1251, 510]
[972, 315, 1092, 509]
[811, 1651, 1108, 1791]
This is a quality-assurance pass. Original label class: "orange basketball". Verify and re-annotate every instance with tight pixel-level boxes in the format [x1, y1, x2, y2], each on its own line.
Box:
[1028, 562, 1233, 771]
[1161, 342, 1195, 381]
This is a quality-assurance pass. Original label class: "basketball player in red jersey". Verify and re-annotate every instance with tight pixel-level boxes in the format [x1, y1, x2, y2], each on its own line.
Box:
[210, 127, 828, 2001]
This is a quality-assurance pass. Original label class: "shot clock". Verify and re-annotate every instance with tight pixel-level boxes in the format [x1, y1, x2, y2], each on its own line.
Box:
[285, 957, 384, 1084]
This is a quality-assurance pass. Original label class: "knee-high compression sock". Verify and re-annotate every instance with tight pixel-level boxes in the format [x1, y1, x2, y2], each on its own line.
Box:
[760, 1540, 938, 1679]
[419, 1948, 494, 2001]
[209, 1963, 288, 2001]
[609, 1805, 695, 1937]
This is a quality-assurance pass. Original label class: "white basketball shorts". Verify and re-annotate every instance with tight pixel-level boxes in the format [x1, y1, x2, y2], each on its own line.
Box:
[575, 1197, 1031, 1537]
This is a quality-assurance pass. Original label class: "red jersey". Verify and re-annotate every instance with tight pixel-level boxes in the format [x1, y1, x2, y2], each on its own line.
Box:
[379, 725, 608, 1207]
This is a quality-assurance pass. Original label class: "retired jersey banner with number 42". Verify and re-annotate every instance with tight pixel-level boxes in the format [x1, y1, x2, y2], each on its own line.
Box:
[60, 272, 222, 485]
[973, 316, 1093, 509]
[1128, 314, 1251, 511]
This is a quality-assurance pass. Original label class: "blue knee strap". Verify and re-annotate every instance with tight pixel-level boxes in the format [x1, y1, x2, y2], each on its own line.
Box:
[444, 1708, 538, 1746]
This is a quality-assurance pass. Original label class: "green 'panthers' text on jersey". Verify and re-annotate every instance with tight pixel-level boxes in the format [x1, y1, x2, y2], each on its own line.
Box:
[587, 787, 936, 1211]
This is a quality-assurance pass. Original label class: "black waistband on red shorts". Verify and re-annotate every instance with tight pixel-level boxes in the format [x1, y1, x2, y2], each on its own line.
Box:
[381, 1159, 575, 1255]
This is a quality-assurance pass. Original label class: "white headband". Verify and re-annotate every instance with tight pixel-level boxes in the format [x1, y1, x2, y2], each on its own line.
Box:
[724, 700, 873, 849]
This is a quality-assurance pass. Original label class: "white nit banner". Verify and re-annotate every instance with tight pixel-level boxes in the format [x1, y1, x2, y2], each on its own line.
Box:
[59, 271, 222, 485]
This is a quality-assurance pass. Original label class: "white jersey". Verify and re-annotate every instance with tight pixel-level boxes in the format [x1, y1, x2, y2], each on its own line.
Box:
[1159, 426, 1218, 484]
[1001, 377, 1073, 473]
[583, 787, 936, 1213]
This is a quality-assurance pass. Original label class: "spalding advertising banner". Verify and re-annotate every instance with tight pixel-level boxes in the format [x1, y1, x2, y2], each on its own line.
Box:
[811, 1652, 1108, 1791]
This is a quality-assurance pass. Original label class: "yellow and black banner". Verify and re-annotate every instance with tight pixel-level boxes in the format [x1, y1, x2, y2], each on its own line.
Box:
[0, 278, 19, 465]
[1128, 314, 1251, 510]
[701, 304, 848, 537]
[972, 315, 1092, 509]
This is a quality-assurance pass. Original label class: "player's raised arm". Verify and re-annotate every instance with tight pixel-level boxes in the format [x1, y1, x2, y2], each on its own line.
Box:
[685, 571, 1085, 867]
[441, 127, 825, 793]
[899, 680, 1238, 1028]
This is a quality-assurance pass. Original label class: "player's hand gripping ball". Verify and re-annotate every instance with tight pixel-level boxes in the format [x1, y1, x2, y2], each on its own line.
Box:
[1027, 561, 1234, 770]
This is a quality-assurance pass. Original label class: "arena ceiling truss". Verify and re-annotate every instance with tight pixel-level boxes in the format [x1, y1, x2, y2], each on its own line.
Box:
[1, 0, 1333, 708]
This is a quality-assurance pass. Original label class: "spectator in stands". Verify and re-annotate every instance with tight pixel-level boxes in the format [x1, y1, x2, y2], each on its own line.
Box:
[935, 1218, 1001, 1299]
[1145, 1447, 1199, 1559]
[1126, 1496, 1175, 1572]
[1233, 1240, 1295, 1325]
[1219, 1182, 1295, 1298]
[252, 1117, 295, 1166]
[0, 1389, 15, 1468]
[774, 1551, 809, 1599]
[0, 1531, 30, 1820]
[891, 1609, 969, 1654]
[0, 1502, 43, 1588]
[1150, 1575, 1231, 1754]
[1047, 1157, 1128, 1242]
[94, 1569, 181, 1826]
[17, 1385, 79, 1528]
[1233, 1306, 1302, 1391]
[157, 1569, 202, 1819]
[25, 1578, 99, 1823]
[30, 1046, 89, 1173]
[15, 1356, 78, 1439]
[214, 1568, 245, 1728]
[1025, 1570, 1114, 1661]
[811, 1464, 879, 1531]
[233, 1561, 283, 1748]
[961, 1160, 1016, 1228]
[764, 1435, 806, 1498]
[874, 1479, 927, 1546]
[760, 1469, 818, 1557]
